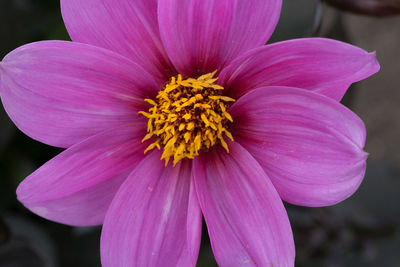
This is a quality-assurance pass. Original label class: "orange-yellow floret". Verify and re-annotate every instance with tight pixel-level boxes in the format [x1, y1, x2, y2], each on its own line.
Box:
[139, 71, 235, 166]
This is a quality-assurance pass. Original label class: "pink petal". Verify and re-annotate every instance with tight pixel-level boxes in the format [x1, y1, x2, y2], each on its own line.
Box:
[229, 86, 368, 207]
[61, 0, 174, 80]
[16, 123, 147, 226]
[158, 0, 282, 76]
[176, 177, 203, 267]
[220, 38, 380, 101]
[193, 142, 295, 266]
[0, 41, 159, 148]
[101, 151, 202, 267]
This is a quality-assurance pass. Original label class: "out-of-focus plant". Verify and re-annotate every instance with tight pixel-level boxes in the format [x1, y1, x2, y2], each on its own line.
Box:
[325, 0, 400, 16]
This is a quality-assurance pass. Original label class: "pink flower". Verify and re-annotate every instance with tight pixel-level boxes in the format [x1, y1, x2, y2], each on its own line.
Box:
[0, 0, 379, 266]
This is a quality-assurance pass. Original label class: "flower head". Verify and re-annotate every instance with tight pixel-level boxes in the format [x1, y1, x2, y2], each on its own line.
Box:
[0, 0, 379, 266]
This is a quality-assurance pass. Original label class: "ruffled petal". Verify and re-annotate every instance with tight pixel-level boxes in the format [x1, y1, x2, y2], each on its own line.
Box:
[0, 41, 158, 148]
[230, 86, 367, 207]
[16, 123, 147, 226]
[193, 142, 295, 267]
[101, 151, 202, 267]
[158, 0, 281, 76]
[220, 38, 380, 100]
[61, 0, 173, 80]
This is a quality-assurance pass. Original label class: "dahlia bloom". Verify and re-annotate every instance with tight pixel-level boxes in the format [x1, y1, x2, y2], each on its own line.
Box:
[0, 0, 379, 266]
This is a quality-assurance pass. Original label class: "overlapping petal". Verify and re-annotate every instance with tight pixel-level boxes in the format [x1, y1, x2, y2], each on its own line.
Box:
[158, 0, 281, 76]
[220, 38, 380, 100]
[61, 0, 173, 80]
[230, 86, 367, 207]
[0, 41, 159, 148]
[193, 142, 295, 266]
[101, 151, 202, 267]
[176, 178, 203, 267]
[16, 124, 147, 226]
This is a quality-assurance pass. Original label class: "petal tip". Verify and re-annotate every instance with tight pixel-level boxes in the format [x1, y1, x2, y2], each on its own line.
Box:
[16, 180, 31, 204]
[361, 150, 369, 161]
[368, 51, 381, 73]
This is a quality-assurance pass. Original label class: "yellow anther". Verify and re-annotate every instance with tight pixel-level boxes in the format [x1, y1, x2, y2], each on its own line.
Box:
[184, 132, 192, 143]
[184, 122, 193, 131]
[209, 95, 236, 102]
[195, 94, 203, 101]
[138, 111, 151, 118]
[144, 140, 160, 154]
[165, 84, 180, 93]
[178, 81, 191, 87]
[212, 84, 224, 90]
[207, 131, 215, 146]
[223, 129, 234, 141]
[194, 133, 202, 151]
[219, 103, 226, 112]
[191, 83, 203, 89]
[197, 71, 215, 81]
[139, 71, 235, 166]
[208, 121, 217, 131]
[207, 78, 218, 84]
[220, 138, 229, 153]
[176, 142, 186, 155]
[142, 132, 154, 142]
[147, 119, 153, 132]
[144, 99, 157, 106]
[224, 112, 233, 122]
[183, 114, 192, 120]
[201, 113, 210, 126]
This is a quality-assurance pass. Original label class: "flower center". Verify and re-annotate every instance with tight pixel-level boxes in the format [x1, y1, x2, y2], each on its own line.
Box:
[139, 71, 235, 166]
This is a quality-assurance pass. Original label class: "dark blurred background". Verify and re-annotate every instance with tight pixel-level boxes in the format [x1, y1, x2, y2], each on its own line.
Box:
[0, 0, 399, 266]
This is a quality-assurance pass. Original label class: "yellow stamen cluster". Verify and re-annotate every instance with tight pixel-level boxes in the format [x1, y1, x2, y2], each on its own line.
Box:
[139, 71, 235, 166]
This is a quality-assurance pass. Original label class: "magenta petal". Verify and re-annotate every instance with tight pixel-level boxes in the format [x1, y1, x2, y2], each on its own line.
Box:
[101, 152, 201, 267]
[193, 142, 295, 266]
[230, 86, 367, 207]
[220, 38, 380, 100]
[0, 41, 159, 148]
[158, 0, 282, 76]
[61, 0, 173, 80]
[176, 176, 203, 267]
[16, 124, 147, 226]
